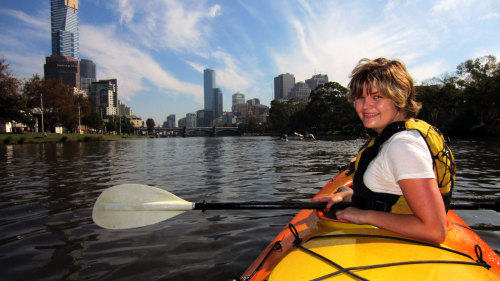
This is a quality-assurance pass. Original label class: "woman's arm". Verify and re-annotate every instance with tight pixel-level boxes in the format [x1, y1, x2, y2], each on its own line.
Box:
[335, 178, 448, 244]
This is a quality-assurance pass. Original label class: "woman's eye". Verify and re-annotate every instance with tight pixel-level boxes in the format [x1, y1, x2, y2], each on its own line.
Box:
[374, 95, 383, 100]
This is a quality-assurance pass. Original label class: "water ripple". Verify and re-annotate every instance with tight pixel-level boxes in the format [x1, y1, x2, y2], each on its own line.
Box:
[0, 137, 498, 281]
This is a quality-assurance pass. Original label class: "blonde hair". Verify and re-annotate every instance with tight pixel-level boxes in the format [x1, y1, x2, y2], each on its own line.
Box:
[347, 58, 421, 118]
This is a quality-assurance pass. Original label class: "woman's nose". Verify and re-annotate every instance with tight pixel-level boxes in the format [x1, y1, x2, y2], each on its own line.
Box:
[362, 97, 373, 109]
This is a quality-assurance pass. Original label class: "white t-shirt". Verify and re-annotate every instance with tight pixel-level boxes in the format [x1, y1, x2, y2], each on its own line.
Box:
[363, 130, 435, 195]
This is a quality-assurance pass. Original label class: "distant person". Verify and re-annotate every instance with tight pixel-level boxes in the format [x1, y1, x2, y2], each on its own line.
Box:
[303, 131, 316, 140]
[312, 58, 454, 244]
[281, 133, 288, 141]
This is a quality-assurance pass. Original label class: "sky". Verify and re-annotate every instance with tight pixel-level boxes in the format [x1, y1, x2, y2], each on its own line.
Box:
[1, 0, 499, 125]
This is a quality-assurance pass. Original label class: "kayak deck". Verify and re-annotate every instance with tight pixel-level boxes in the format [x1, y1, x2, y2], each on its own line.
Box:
[240, 169, 500, 280]
[269, 227, 498, 280]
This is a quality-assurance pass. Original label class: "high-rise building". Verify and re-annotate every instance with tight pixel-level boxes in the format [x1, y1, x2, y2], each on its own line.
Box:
[213, 88, 223, 118]
[204, 69, 215, 111]
[80, 59, 96, 94]
[274, 73, 295, 100]
[196, 109, 214, 127]
[44, 55, 80, 88]
[305, 74, 328, 91]
[51, 0, 79, 59]
[290, 82, 312, 101]
[89, 79, 118, 117]
[232, 92, 245, 113]
[186, 113, 197, 128]
[166, 114, 176, 128]
[178, 117, 186, 128]
[119, 100, 132, 117]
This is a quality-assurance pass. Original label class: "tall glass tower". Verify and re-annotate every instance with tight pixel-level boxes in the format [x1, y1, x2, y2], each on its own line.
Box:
[204, 69, 215, 111]
[51, 0, 79, 59]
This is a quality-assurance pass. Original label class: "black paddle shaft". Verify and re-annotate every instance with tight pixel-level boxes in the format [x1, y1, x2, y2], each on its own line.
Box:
[193, 201, 353, 211]
[193, 200, 500, 212]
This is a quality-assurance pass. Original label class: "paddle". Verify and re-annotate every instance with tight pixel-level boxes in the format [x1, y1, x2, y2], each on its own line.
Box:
[92, 184, 342, 229]
[92, 184, 500, 230]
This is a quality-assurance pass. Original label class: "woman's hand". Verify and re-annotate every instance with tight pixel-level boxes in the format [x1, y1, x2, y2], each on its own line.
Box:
[335, 207, 370, 224]
[311, 187, 353, 212]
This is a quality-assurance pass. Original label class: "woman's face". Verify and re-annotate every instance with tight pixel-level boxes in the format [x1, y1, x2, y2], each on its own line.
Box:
[354, 85, 406, 134]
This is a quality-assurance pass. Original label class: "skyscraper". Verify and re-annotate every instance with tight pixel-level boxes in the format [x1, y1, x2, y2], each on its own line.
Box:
[213, 88, 223, 118]
[51, 0, 79, 59]
[80, 59, 96, 94]
[232, 92, 245, 113]
[204, 69, 215, 111]
[274, 73, 295, 100]
[89, 79, 118, 117]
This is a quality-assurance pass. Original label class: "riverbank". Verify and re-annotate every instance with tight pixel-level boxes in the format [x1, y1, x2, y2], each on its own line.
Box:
[0, 133, 152, 145]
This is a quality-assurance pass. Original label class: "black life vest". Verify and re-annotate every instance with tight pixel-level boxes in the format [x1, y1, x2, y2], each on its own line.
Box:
[351, 119, 455, 213]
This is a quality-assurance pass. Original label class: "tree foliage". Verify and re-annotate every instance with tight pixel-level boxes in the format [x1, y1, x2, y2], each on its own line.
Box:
[456, 55, 499, 125]
[23, 75, 93, 132]
[416, 75, 462, 128]
[269, 82, 358, 135]
[146, 118, 155, 134]
[0, 59, 30, 124]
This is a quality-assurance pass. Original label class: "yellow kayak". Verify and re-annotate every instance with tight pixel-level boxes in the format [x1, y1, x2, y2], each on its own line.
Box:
[240, 168, 500, 280]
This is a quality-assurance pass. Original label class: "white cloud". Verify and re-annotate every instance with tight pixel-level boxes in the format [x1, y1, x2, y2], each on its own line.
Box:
[409, 60, 447, 85]
[431, 0, 475, 14]
[115, 0, 135, 24]
[0, 8, 50, 35]
[111, 0, 221, 53]
[80, 24, 203, 102]
[0, 8, 50, 78]
[211, 50, 250, 94]
[268, 0, 493, 86]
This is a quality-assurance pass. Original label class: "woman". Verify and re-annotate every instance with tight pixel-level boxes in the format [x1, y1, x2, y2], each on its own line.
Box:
[312, 58, 448, 244]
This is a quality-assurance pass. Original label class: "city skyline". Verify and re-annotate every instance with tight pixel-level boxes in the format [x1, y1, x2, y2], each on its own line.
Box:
[1, 1, 500, 125]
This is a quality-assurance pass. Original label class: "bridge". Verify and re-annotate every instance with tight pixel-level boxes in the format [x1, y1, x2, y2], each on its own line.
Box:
[139, 127, 241, 137]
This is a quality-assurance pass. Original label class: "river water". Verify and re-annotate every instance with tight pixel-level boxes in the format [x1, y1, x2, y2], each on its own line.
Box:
[1, 136, 499, 280]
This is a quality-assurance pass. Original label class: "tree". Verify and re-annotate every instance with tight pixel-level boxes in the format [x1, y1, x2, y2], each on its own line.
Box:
[457, 55, 499, 125]
[83, 111, 104, 132]
[120, 117, 134, 134]
[306, 82, 356, 131]
[269, 99, 307, 133]
[105, 117, 118, 133]
[146, 118, 155, 134]
[416, 75, 462, 128]
[24, 75, 71, 131]
[23, 75, 92, 132]
[0, 58, 30, 124]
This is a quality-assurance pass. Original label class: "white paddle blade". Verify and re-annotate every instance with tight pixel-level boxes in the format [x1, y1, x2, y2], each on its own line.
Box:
[92, 184, 193, 229]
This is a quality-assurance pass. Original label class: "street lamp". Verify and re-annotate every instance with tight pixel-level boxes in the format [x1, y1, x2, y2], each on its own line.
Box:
[40, 92, 44, 135]
[119, 108, 122, 135]
[78, 103, 81, 134]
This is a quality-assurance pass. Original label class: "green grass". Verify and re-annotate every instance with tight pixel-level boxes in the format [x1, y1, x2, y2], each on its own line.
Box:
[0, 133, 150, 145]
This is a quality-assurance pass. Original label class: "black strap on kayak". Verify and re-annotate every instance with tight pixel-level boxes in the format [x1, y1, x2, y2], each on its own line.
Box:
[288, 224, 491, 281]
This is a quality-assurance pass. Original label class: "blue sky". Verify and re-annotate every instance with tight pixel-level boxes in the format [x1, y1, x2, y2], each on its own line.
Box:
[1, 0, 499, 125]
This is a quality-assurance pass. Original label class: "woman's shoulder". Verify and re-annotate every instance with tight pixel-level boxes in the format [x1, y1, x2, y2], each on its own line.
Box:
[388, 129, 426, 144]
[383, 130, 429, 154]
